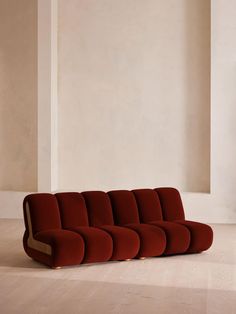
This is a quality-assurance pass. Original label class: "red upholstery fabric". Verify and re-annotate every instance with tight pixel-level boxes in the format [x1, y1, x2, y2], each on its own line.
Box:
[133, 189, 163, 222]
[82, 191, 114, 226]
[23, 231, 52, 267]
[25, 247, 53, 267]
[34, 229, 84, 267]
[148, 221, 190, 255]
[125, 223, 166, 257]
[22, 187, 213, 268]
[23, 194, 61, 234]
[55, 192, 89, 228]
[154, 188, 185, 221]
[68, 226, 113, 263]
[105, 190, 167, 258]
[175, 220, 213, 253]
[108, 190, 140, 225]
[99, 225, 139, 260]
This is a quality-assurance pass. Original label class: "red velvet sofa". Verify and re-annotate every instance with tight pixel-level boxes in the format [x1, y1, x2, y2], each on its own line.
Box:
[23, 188, 213, 268]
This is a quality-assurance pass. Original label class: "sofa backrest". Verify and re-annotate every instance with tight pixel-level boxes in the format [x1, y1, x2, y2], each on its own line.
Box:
[133, 189, 163, 222]
[23, 193, 61, 235]
[155, 188, 185, 221]
[55, 192, 89, 228]
[82, 191, 114, 227]
[23, 187, 186, 235]
[108, 190, 140, 225]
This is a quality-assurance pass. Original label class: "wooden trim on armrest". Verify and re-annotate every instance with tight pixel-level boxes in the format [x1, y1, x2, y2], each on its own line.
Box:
[25, 202, 52, 256]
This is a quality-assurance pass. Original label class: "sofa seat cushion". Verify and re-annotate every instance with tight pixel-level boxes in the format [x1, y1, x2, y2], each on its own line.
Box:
[99, 225, 140, 260]
[175, 220, 213, 253]
[68, 227, 113, 263]
[124, 223, 166, 257]
[148, 221, 191, 255]
[34, 229, 84, 267]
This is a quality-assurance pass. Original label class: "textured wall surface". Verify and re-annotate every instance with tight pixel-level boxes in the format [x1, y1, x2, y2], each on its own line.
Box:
[0, 0, 37, 191]
[58, 0, 210, 192]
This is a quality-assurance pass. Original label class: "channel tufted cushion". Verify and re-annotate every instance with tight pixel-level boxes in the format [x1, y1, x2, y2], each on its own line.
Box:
[132, 189, 163, 221]
[108, 190, 190, 255]
[108, 190, 140, 225]
[153, 188, 213, 254]
[23, 193, 61, 235]
[67, 226, 113, 263]
[82, 191, 140, 260]
[55, 192, 89, 228]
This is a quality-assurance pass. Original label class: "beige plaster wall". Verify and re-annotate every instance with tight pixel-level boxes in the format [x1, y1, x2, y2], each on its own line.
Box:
[1, 0, 236, 223]
[0, 0, 37, 191]
[58, 0, 210, 192]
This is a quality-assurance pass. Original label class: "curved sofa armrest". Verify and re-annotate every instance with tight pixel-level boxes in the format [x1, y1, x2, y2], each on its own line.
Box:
[33, 229, 85, 267]
[175, 220, 213, 253]
[34, 229, 82, 244]
[34, 229, 85, 255]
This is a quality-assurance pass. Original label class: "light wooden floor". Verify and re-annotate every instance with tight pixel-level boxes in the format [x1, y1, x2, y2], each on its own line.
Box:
[0, 219, 235, 314]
